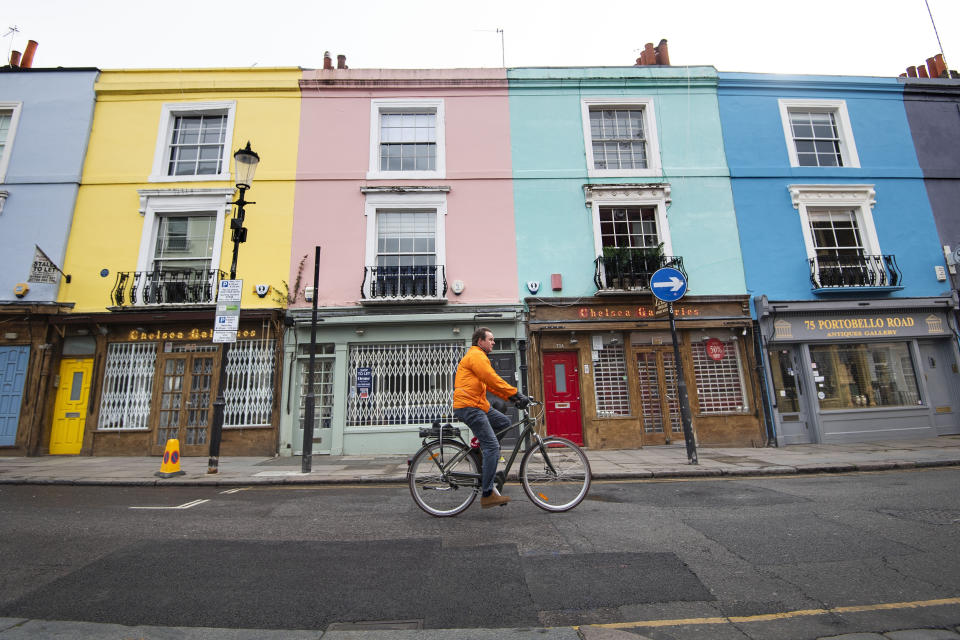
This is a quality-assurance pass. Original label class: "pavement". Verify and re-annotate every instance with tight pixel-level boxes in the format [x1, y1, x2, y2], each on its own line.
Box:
[1, 435, 959, 486]
[3, 436, 960, 639]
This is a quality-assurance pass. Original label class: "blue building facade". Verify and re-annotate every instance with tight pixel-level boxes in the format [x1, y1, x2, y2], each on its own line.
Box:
[508, 66, 766, 449]
[0, 67, 98, 453]
[719, 73, 960, 445]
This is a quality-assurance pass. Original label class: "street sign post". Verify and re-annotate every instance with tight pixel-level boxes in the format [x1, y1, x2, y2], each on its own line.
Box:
[650, 268, 698, 464]
[213, 279, 242, 343]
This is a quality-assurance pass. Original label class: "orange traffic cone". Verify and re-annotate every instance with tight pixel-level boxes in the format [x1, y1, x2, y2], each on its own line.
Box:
[156, 439, 186, 478]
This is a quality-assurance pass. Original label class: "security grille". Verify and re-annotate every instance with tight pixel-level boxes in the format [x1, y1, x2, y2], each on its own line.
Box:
[593, 342, 631, 416]
[692, 340, 747, 414]
[99, 342, 158, 430]
[224, 338, 276, 427]
[346, 342, 464, 426]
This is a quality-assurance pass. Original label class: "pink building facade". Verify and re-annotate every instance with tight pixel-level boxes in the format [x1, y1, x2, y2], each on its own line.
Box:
[281, 67, 522, 455]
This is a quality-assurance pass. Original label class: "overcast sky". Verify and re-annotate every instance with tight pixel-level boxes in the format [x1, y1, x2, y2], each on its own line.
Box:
[4, 0, 957, 78]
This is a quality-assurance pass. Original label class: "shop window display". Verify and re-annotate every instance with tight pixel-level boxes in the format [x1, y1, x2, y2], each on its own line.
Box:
[809, 342, 921, 410]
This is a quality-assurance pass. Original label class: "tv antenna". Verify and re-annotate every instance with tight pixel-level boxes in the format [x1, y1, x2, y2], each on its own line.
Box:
[925, 0, 945, 57]
[475, 28, 505, 67]
[3, 25, 19, 64]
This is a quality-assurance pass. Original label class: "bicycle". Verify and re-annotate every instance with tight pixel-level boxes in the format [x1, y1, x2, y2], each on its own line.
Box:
[407, 401, 592, 517]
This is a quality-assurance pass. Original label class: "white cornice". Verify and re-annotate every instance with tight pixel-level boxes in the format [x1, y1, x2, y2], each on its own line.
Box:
[788, 184, 876, 210]
[583, 183, 671, 208]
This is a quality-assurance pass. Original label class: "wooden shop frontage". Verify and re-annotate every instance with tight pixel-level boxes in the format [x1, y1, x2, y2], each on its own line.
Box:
[45, 309, 284, 457]
[525, 296, 767, 449]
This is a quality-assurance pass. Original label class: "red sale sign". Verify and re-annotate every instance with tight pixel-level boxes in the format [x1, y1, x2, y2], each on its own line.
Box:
[706, 338, 726, 362]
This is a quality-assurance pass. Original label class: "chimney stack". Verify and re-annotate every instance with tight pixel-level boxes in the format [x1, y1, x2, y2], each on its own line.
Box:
[635, 39, 670, 66]
[901, 53, 956, 79]
[323, 51, 333, 70]
[20, 40, 38, 68]
[337, 54, 347, 69]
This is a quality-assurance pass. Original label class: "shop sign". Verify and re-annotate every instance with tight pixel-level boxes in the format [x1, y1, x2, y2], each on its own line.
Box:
[771, 311, 950, 342]
[705, 338, 726, 361]
[578, 305, 700, 319]
[126, 328, 259, 342]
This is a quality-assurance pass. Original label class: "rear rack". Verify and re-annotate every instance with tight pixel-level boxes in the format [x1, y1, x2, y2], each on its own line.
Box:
[419, 422, 461, 439]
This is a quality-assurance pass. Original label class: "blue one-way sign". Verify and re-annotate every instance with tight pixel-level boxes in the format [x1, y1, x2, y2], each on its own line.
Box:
[650, 267, 688, 302]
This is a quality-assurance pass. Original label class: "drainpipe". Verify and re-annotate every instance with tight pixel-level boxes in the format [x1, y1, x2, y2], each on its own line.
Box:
[752, 320, 778, 447]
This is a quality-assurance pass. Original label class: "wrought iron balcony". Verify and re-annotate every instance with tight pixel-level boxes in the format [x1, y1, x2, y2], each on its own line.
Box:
[361, 265, 447, 301]
[809, 255, 903, 291]
[110, 269, 226, 307]
[594, 251, 686, 292]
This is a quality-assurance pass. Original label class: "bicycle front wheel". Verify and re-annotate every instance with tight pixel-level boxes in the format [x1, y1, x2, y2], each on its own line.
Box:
[408, 441, 479, 517]
[520, 437, 591, 512]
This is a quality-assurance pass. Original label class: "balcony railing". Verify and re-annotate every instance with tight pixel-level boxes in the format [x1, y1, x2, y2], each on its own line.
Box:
[809, 255, 903, 291]
[594, 252, 686, 291]
[110, 269, 225, 307]
[361, 265, 447, 301]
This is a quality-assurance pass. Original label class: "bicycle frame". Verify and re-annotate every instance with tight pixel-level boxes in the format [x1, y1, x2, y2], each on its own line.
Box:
[421, 404, 557, 491]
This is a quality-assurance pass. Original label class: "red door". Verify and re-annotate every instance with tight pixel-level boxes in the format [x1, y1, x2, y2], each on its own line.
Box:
[542, 351, 583, 445]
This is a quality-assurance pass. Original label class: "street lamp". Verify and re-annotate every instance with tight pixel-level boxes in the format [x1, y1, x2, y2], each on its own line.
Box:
[208, 142, 260, 474]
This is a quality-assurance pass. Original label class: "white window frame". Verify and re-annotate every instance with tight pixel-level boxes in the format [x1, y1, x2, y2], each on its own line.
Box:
[135, 189, 233, 303]
[788, 185, 880, 261]
[583, 184, 673, 258]
[149, 101, 236, 183]
[581, 98, 661, 178]
[362, 189, 448, 300]
[0, 102, 24, 183]
[778, 99, 860, 169]
[367, 98, 445, 180]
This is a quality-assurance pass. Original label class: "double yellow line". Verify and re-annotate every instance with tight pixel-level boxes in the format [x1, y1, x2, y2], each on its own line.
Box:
[580, 597, 960, 630]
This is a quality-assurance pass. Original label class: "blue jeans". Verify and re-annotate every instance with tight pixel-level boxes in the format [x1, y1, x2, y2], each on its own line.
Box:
[454, 406, 511, 494]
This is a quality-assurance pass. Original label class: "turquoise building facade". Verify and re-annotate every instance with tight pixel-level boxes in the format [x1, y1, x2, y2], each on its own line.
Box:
[508, 66, 765, 449]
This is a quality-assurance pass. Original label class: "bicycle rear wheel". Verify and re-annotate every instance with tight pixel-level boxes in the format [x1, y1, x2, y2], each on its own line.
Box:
[520, 437, 591, 512]
[408, 441, 479, 517]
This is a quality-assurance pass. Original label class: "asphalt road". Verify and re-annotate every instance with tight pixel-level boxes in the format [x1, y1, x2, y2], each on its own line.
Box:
[1, 468, 959, 639]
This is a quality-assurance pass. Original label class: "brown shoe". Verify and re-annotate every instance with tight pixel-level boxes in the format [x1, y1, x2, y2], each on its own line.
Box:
[481, 493, 511, 509]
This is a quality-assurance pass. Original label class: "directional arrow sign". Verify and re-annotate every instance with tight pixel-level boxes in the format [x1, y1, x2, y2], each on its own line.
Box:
[650, 267, 688, 302]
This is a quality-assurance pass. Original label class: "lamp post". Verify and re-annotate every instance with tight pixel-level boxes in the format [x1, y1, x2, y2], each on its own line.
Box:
[208, 142, 260, 474]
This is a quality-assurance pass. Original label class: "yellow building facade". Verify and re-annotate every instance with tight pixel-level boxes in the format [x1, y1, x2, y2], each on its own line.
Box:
[50, 68, 301, 457]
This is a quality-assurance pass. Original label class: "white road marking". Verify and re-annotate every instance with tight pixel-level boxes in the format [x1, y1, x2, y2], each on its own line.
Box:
[129, 499, 210, 510]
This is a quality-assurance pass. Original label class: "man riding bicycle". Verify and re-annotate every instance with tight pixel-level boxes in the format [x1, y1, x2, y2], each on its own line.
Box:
[453, 327, 531, 509]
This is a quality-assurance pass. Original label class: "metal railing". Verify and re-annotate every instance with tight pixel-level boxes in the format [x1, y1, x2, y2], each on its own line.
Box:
[110, 269, 226, 307]
[594, 252, 686, 291]
[361, 265, 447, 300]
[809, 254, 902, 290]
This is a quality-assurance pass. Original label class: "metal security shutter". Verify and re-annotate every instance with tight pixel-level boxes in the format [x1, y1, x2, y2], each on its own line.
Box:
[99, 342, 157, 430]
[346, 342, 463, 426]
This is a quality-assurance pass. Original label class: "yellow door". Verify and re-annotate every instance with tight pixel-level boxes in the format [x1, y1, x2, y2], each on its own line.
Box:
[50, 358, 93, 454]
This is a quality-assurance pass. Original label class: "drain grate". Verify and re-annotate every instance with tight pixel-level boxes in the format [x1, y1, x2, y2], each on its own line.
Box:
[327, 619, 423, 631]
[877, 508, 960, 525]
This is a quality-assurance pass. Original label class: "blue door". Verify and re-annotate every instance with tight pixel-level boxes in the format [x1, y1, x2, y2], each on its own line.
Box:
[0, 346, 30, 446]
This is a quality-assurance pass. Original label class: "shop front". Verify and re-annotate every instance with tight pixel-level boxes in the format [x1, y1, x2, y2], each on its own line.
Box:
[756, 296, 960, 445]
[49, 310, 284, 456]
[279, 306, 525, 456]
[526, 296, 766, 449]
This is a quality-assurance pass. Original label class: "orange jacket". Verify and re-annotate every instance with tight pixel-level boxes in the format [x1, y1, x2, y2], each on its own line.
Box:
[452, 346, 518, 412]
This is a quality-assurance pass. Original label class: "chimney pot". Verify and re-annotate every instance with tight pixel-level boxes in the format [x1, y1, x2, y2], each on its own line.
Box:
[9, 50, 21, 67]
[337, 54, 347, 69]
[655, 39, 670, 65]
[918, 65, 929, 78]
[323, 51, 333, 70]
[906, 65, 918, 77]
[20, 40, 38, 68]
